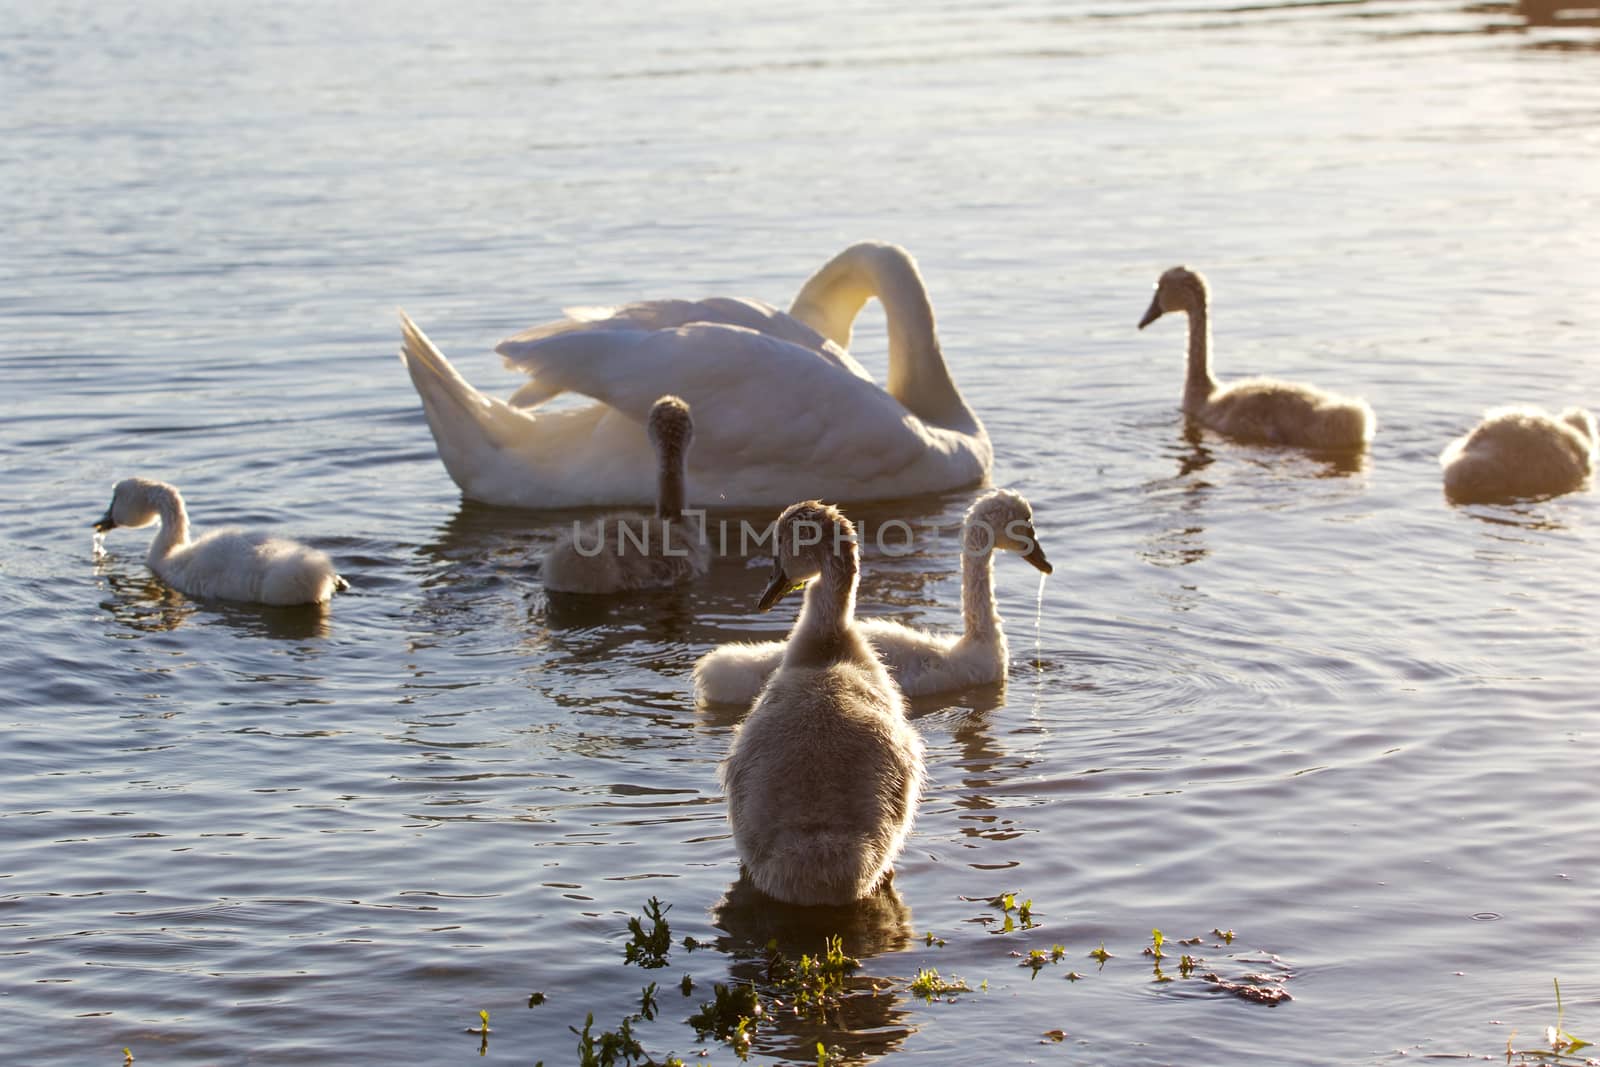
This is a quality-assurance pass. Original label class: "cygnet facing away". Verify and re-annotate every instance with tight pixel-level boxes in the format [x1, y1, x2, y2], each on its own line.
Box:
[1440, 405, 1596, 503]
[718, 501, 925, 906]
[1138, 266, 1375, 450]
[94, 478, 347, 606]
[543, 395, 711, 594]
[693, 488, 1051, 704]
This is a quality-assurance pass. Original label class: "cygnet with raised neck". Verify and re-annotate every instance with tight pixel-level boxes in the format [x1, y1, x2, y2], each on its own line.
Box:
[718, 501, 925, 906]
[543, 395, 710, 594]
[1138, 266, 1375, 450]
[694, 489, 1051, 704]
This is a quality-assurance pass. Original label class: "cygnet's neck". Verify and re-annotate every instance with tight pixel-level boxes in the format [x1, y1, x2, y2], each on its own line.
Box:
[1181, 296, 1218, 414]
[144, 483, 191, 561]
[788, 243, 977, 433]
[785, 544, 869, 668]
[655, 445, 686, 520]
[960, 523, 1000, 642]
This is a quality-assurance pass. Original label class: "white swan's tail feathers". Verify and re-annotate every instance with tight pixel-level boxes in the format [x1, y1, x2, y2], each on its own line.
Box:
[397, 310, 538, 473]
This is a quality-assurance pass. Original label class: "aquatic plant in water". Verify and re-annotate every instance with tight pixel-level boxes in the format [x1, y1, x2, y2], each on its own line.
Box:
[624, 897, 673, 969]
[687, 980, 764, 1057]
[771, 936, 861, 1016]
[908, 967, 973, 999]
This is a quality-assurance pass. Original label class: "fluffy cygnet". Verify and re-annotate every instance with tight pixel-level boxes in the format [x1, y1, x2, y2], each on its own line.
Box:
[718, 501, 925, 906]
[694, 488, 1051, 704]
[94, 478, 347, 606]
[1440, 405, 1596, 503]
[1139, 266, 1375, 450]
[542, 395, 710, 593]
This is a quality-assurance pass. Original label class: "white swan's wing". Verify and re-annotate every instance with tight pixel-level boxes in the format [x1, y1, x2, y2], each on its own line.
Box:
[495, 323, 939, 490]
[499, 298, 872, 407]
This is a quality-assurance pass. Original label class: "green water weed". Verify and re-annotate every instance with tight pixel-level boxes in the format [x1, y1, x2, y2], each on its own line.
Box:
[687, 981, 763, 1048]
[776, 935, 861, 1015]
[624, 897, 673, 970]
[909, 967, 973, 999]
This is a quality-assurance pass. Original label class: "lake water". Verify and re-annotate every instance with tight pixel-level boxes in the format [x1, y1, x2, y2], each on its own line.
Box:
[4, 0, 1599, 1063]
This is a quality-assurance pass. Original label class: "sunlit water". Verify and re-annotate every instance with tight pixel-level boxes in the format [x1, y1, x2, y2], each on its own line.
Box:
[4, 1, 1599, 1063]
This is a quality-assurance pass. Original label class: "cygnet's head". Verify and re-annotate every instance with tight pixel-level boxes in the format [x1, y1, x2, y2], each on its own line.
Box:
[1560, 407, 1596, 446]
[964, 489, 1052, 574]
[756, 500, 857, 611]
[1138, 265, 1209, 329]
[647, 395, 694, 460]
[95, 478, 171, 532]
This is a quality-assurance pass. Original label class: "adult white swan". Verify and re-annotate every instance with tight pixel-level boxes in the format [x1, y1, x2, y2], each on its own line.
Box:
[398, 242, 991, 509]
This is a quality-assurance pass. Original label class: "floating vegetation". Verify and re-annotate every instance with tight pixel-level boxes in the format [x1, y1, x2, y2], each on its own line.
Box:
[681, 936, 702, 953]
[679, 974, 694, 996]
[466, 1008, 491, 1056]
[909, 967, 974, 999]
[528, 991, 548, 1007]
[1179, 954, 1199, 978]
[961, 890, 1040, 934]
[772, 935, 861, 1016]
[122, 1050, 134, 1066]
[1042, 1029, 1068, 1043]
[1015, 944, 1068, 979]
[1506, 979, 1592, 1062]
[1146, 929, 1166, 960]
[639, 982, 658, 1021]
[1089, 942, 1113, 964]
[1213, 928, 1236, 944]
[687, 980, 763, 1055]
[922, 931, 947, 947]
[624, 897, 673, 970]
[1200, 973, 1291, 1005]
[572, 1012, 646, 1067]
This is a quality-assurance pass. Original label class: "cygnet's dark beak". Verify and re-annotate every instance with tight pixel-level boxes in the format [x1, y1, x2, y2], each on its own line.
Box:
[94, 509, 117, 533]
[756, 564, 796, 612]
[1138, 293, 1164, 330]
[1022, 540, 1053, 575]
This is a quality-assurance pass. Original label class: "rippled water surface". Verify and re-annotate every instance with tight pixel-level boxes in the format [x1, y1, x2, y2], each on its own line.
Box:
[4, 1, 1599, 1063]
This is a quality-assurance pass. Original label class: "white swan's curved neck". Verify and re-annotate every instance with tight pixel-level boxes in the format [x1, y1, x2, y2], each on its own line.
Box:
[960, 532, 998, 640]
[145, 484, 191, 561]
[788, 244, 975, 430]
[1184, 301, 1217, 413]
[787, 549, 862, 666]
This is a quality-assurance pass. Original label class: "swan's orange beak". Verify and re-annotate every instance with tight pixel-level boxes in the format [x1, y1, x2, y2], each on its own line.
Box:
[756, 565, 795, 612]
[1022, 541, 1052, 575]
[94, 509, 117, 533]
[1138, 293, 1164, 330]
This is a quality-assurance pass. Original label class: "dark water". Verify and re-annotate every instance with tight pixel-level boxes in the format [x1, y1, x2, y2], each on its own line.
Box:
[3, 1, 1599, 1063]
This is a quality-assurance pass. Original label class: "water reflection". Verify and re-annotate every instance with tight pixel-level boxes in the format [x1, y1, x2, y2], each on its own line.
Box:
[710, 875, 915, 1062]
[1519, 0, 1600, 28]
[1140, 426, 1214, 571]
